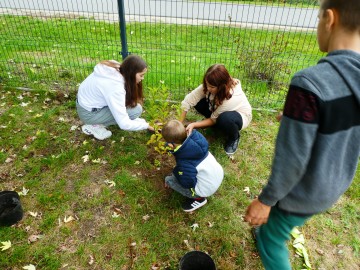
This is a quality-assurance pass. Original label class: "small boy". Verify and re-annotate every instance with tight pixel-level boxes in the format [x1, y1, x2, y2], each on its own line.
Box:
[245, 0, 360, 269]
[162, 120, 224, 212]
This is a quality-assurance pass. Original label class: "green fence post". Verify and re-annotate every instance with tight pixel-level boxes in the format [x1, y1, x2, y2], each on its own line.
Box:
[117, 0, 129, 59]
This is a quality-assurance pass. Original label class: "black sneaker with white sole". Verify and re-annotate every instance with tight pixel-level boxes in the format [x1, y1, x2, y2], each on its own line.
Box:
[182, 197, 207, 212]
[224, 136, 240, 155]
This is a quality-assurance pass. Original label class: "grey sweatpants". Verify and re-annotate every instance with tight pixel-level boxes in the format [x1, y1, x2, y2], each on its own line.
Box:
[76, 101, 142, 127]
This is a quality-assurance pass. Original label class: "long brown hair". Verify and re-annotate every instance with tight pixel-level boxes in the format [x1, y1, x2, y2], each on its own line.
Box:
[120, 55, 147, 107]
[202, 64, 236, 107]
[101, 56, 147, 107]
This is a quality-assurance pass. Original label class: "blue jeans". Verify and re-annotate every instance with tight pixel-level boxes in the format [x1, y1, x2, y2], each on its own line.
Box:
[165, 174, 200, 198]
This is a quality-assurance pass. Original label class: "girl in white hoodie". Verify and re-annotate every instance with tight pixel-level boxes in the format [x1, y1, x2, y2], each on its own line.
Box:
[76, 55, 154, 140]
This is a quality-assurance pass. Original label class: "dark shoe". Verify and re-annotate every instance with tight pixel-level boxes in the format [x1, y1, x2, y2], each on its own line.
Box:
[224, 136, 240, 155]
[182, 197, 207, 212]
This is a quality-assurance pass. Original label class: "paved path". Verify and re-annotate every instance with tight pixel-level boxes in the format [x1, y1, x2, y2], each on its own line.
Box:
[1, 0, 318, 29]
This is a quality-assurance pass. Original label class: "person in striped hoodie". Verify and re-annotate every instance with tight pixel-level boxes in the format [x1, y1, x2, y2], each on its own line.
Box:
[245, 0, 360, 269]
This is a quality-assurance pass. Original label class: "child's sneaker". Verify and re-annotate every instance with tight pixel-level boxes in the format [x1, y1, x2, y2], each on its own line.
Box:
[81, 124, 112, 140]
[182, 197, 207, 212]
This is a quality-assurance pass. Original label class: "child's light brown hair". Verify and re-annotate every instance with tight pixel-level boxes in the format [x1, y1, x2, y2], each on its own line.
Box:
[320, 0, 360, 32]
[162, 120, 187, 144]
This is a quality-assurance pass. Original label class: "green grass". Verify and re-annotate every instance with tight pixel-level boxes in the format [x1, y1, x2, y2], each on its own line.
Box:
[0, 14, 322, 109]
[0, 86, 358, 269]
[0, 11, 358, 270]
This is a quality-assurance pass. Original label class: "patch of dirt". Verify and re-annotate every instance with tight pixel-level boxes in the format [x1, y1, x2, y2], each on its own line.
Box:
[144, 149, 175, 191]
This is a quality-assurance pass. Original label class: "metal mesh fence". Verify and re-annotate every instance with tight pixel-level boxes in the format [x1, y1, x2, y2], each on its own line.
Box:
[0, 0, 321, 109]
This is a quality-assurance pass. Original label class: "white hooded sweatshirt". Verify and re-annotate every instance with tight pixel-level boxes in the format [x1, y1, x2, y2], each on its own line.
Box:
[77, 63, 149, 131]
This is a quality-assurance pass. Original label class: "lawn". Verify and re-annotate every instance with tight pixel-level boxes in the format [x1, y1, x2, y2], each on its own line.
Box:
[0, 85, 358, 269]
[0, 12, 359, 270]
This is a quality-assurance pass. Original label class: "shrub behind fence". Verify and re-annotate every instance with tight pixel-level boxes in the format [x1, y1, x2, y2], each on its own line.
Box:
[0, 0, 321, 109]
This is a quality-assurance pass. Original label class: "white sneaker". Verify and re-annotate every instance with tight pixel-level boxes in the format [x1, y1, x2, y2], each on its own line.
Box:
[81, 124, 112, 140]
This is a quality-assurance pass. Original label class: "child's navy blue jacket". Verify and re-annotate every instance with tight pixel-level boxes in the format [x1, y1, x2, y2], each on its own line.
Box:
[172, 130, 209, 189]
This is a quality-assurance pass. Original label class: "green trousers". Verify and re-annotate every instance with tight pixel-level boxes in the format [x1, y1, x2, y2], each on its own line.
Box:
[255, 206, 312, 270]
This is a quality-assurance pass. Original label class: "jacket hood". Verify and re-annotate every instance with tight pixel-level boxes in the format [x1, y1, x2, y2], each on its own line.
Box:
[321, 50, 360, 106]
[93, 63, 123, 83]
[173, 130, 208, 161]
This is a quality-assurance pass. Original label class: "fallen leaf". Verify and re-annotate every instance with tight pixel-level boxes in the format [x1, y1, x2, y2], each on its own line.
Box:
[207, 221, 214, 228]
[92, 158, 101, 163]
[183, 239, 192, 250]
[151, 263, 160, 269]
[142, 214, 150, 221]
[29, 212, 38, 217]
[190, 223, 199, 231]
[70, 125, 78, 131]
[0, 241, 11, 251]
[243, 187, 250, 194]
[64, 216, 75, 223]
[112, 212, 120, 218]
[229, 251, 237, 258]
[28, 235, 43, 244]
[104, 180, 116, 187]
[88, 255, 94, 265]
[19, 187, 29, 196]
[81, 155, 89, 163]
[22, 264, 36, 270]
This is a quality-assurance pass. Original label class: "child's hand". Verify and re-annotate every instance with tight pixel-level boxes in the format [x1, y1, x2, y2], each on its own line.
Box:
[164, 182, 170, 188]
[185, 123, 195, 135]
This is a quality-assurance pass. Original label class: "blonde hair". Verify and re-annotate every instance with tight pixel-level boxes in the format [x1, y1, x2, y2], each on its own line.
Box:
[162, 120, 187, 144]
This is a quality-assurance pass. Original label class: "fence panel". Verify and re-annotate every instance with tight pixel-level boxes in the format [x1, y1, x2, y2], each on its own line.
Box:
[0, 0, 321, 109]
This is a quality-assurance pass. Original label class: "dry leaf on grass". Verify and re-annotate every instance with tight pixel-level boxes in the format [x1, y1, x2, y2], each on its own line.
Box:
[81, 155, 89, 163]
[88, 255, 95, 265]
[28, 235, 43, 244]
[151, 263, 161, 269]
[64, 216, 75, 223]
[0, 241, 11, 251]
[243, 187, 250, 194]
[104, 180, 116, 187]
[18, 187, 29, 196]
[22, 264, 36, 270]
[190, 223, 199, 231]
[29, 211, 38, 218]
